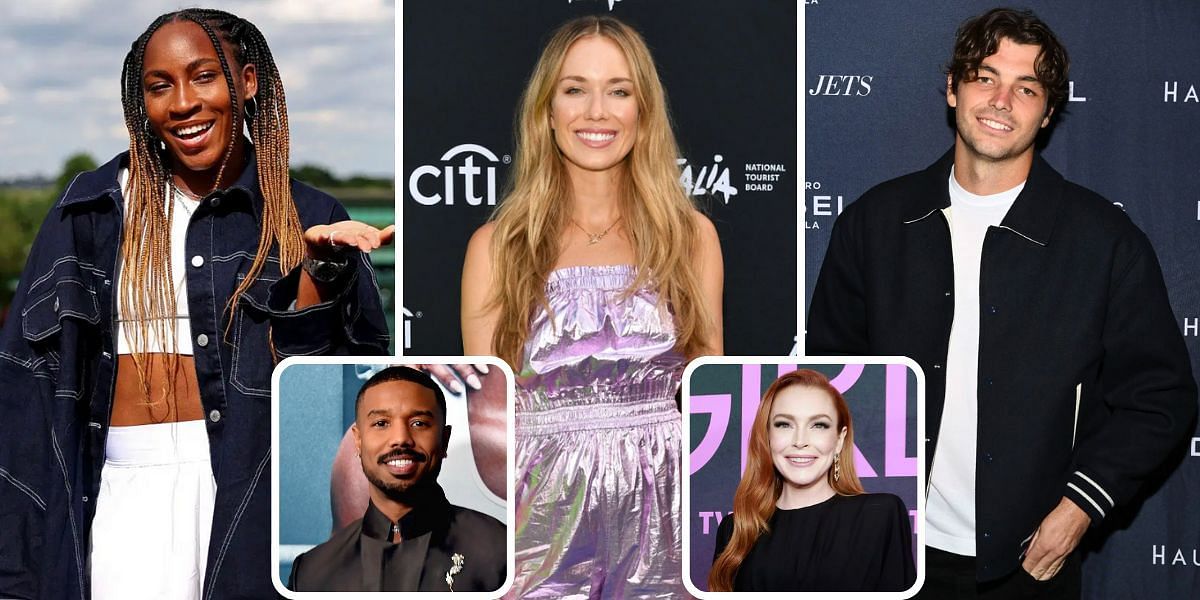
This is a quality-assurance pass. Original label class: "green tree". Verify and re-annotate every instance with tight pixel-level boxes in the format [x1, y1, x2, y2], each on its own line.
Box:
[55, 152, 98, 196]
[1, 154, 95, 310]
[290, 164, 338, 188]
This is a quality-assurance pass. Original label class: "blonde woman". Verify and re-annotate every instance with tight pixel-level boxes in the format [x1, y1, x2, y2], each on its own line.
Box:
[461, 15, 723, 598]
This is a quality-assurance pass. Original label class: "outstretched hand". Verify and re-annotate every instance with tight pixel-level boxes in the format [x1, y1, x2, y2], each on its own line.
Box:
[304, 221, 396, 259]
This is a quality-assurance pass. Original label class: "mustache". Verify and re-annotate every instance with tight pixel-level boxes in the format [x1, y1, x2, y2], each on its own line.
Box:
[378, 449, 426, 464]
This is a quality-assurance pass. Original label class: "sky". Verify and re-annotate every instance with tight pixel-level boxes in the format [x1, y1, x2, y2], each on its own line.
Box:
[0, 0, 395, 179]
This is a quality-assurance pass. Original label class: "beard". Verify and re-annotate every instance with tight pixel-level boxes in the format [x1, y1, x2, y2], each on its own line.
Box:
[362, 451, 443, 503]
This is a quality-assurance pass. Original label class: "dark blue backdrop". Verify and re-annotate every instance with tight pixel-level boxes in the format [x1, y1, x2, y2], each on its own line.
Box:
[805, 2, 1200, 598]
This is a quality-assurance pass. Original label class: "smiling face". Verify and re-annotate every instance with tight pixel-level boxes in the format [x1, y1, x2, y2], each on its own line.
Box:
[768, 385, 847, 494]
[549, 35, 639, 179]
[352, 380, 450, 504]
[141, 20, 256, 186]
[948, 37, 1051, 167]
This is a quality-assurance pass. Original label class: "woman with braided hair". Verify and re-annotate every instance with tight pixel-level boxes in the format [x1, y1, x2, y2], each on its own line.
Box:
[0, 8, 391, 599]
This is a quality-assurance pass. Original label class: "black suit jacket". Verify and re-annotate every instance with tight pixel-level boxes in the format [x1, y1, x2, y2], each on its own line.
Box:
[288, 487, 506, 592]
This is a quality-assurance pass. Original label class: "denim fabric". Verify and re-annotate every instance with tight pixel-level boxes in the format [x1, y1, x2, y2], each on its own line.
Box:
[0, 152, 390, 599]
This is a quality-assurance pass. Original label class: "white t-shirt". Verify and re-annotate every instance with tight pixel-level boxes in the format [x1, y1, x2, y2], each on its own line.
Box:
[115, 168, 200, 355]
[925, 167, 1023, 556]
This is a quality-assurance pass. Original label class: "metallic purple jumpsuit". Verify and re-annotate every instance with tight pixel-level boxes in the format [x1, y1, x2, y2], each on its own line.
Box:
[509, 265, 685, 599]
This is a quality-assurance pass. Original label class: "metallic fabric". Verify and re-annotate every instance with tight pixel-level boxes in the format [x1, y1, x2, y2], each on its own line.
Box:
[509, 265, 685, 599]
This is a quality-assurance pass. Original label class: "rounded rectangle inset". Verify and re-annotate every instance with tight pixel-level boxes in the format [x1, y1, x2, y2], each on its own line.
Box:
[271, 357, 515, 597]
[683, 357, 926, 598]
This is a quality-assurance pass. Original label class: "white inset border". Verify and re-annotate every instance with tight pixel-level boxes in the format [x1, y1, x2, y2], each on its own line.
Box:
[681, 355, 927, 599]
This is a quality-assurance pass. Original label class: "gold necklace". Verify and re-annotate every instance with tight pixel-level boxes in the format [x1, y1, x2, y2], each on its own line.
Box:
[571, 215, 622, 245]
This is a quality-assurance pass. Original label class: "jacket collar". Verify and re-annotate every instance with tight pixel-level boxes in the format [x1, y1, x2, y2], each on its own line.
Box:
[901, 147, 1065, 246]
[56, 153, 125, 209]
[360, 484, 452, 542]
[57, 143, 264, 221]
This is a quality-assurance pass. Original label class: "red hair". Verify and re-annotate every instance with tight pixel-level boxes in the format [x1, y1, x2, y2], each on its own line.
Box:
[708, 369, 864, 591]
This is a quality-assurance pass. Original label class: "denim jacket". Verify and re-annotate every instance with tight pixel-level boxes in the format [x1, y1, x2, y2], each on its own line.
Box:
[0, 152, 390, 599]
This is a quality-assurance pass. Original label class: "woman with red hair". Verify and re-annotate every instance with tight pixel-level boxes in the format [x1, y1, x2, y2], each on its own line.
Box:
[709, 369, 916, 592]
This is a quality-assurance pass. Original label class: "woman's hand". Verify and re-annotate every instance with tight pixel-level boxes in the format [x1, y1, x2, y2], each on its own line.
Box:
[304, 221, 396, 259]
[297, 221, 394, 308]
[410, 363, 491, 395]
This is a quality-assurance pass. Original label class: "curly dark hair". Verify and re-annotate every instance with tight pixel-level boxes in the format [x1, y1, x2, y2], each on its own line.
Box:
[945, 8, 1070, 116]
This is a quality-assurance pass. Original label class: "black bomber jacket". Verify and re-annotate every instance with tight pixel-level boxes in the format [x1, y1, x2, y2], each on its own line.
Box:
[807, 149, 1197, 582]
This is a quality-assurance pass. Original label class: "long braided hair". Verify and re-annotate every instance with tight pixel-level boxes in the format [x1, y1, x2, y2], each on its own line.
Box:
[119, 8, 302, 411]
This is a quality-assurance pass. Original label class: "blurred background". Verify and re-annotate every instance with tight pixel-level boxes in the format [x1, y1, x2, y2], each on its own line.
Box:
[0, 0, 397, 341]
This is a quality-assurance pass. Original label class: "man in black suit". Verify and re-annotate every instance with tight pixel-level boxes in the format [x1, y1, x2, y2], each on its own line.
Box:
[288, 366, 506, 592]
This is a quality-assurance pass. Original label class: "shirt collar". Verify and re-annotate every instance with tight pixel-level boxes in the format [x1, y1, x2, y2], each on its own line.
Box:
[360, 484, 452, 543]
[901, 147, 1064, 246]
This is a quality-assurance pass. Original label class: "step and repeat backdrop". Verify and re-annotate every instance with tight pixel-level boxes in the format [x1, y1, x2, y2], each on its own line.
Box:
[402, 0, 798, 357]
[686, 361, 921, 593]
[805, 2, 1200, 597]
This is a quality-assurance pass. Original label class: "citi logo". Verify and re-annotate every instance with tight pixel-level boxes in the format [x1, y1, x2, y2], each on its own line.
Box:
[809, 75, 873, 96]
[1163, 81, 1199, 103]
[408, 144, 510, 206]
[678, 155, 738, 204]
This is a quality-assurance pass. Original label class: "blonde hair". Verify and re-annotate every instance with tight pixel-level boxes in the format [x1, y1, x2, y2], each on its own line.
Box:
[487, 15, 710, 368]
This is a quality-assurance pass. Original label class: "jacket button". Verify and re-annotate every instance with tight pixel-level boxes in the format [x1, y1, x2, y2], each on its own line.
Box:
[985, 377, 993, 386]
[209, 409, 222, 423]
[983, 532, 991, 539]
[989, 305, 998, 314]
[82, 496, 89, 503]
[53, 298, 60, 312]
[933, 364, 942, 369]
[984, 452, 993, 463]
[191, 255, 205, 268]
[196, 333, 209, 347]
[210, 197, 222, 208]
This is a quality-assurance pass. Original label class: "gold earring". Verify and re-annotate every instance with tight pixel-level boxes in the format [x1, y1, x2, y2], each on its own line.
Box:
[833, 453, 841, 483]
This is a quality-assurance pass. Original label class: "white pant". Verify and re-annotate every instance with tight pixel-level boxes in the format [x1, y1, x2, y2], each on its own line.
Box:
[90, 420, 216, 600]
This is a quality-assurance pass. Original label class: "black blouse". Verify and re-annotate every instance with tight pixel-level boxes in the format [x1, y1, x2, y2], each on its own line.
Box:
[713, 493, 916, 592]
